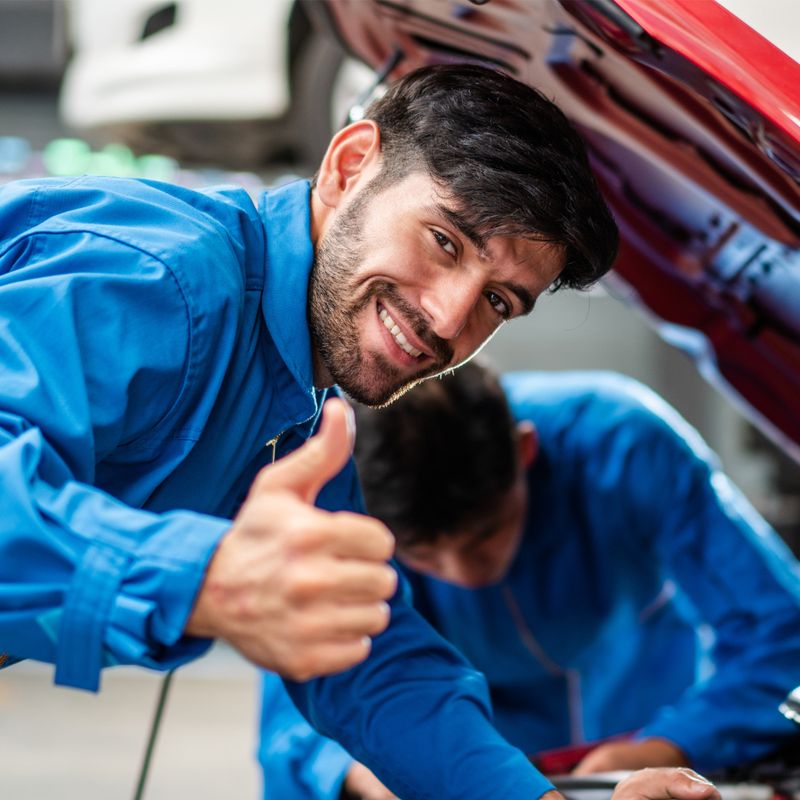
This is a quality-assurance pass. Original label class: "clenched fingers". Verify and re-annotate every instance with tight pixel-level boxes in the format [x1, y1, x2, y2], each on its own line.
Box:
[290, 601, 392, 640]
[286, 511, 395, 561]
[283, 559, 398, 604]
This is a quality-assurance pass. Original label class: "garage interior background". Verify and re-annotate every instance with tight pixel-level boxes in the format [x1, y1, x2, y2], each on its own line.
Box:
[0, 1, 798, 798]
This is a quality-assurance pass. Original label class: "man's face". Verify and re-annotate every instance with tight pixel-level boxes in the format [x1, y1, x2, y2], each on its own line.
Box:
[395, 476, 528, 589]
[309, 171, 564, 406]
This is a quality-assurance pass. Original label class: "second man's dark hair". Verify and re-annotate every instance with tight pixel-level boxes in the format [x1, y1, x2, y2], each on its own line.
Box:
[353, 361, 518, 545]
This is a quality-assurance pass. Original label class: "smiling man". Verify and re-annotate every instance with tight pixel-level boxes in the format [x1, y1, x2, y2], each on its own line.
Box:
[0, 64, 670, 800]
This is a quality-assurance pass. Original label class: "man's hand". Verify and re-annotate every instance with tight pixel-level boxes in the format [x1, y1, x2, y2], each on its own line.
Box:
[611, 768, 720, 800]
[186, 398, 397, 681]
[343, 762, 398, 800]
[573, 738, 688, 775]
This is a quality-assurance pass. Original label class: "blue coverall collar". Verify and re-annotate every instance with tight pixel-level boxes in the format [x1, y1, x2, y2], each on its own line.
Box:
[258, 179, 321, 418]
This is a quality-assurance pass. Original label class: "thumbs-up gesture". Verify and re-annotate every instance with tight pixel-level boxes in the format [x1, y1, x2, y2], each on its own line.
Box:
[186, 399, 397, 680]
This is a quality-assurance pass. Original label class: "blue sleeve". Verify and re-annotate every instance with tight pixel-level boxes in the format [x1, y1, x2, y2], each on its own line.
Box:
[260, 672, 352, 800]
[608, 404, 800, 769]
[0, 181, 229, 691]
[285, 584, 554, 800]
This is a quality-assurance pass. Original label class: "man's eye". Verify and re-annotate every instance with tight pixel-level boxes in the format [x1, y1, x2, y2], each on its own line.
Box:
[486, 291, 511, 319]
[432, 229, 457, 257]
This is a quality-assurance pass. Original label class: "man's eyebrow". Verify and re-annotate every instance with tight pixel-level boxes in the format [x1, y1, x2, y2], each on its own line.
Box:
[507, 284, 536, 317]
[430, 202, 487, 254]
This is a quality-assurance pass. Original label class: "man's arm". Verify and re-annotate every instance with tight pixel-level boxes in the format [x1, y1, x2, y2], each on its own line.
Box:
[579, 402, 800, 772]
[259, 673, 719, 800]
[260, 671, 353, 800]
[285, 591, 556, 800]
[0, 286, 394, 688]
[0, 179, 395, 690]
[0, 224, 228, 690]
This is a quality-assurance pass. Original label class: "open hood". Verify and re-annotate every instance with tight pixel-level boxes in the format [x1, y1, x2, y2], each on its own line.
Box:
[315, 0, 800, 462]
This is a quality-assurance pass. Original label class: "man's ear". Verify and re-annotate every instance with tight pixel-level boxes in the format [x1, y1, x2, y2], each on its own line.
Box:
[516, 421, 538, 470]
[316, 120, 382, 210]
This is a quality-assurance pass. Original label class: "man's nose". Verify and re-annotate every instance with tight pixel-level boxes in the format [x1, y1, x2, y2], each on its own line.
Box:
[419, 276, 483, 341]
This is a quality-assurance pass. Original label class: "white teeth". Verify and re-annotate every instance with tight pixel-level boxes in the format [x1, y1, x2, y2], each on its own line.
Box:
[379, 306, 423, 358]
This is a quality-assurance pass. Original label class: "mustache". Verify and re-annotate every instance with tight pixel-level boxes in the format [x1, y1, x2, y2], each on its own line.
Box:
[368, 281, 453, 365]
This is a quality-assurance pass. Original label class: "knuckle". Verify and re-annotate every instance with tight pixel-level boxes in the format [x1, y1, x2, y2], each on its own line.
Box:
[283, 563, 322, 603]
[287, 522, 326, 553]
[286, 522, 316, 553]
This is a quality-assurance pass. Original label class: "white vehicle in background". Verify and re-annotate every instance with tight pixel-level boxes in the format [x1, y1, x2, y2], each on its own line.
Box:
[59, 0, 374, 168]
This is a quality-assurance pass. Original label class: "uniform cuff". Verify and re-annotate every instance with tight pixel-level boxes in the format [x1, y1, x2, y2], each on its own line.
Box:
[55, 510, 229, 691]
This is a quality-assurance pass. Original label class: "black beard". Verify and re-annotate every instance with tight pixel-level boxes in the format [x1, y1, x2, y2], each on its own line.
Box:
[307, 188, 452, 407]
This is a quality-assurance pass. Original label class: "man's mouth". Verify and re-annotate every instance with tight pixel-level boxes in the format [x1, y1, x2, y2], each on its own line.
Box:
[378, 304, 425, 359]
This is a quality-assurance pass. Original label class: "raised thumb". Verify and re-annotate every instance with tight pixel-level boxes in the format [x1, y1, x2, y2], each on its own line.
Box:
[254, 398, 355, 503]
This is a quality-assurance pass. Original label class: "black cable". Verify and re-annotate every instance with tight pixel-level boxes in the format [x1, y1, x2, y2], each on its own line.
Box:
[132, 668, 176, 800]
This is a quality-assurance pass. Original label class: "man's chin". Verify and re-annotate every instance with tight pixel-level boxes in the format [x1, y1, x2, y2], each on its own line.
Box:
[338, 374, 423, 408]
[325, 345, 447, 407]
[337, 362, 438, 408]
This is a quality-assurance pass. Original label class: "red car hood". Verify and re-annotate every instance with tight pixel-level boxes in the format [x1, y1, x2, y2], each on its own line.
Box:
[317, 0, 800, 461]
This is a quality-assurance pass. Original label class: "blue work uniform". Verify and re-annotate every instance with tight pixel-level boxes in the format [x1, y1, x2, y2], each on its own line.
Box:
[0, 176, 553, 800]
[259, 371, 800, 798]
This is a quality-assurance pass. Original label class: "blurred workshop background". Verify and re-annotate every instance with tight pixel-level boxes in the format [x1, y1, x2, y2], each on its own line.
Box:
[0, 1, 798, 798]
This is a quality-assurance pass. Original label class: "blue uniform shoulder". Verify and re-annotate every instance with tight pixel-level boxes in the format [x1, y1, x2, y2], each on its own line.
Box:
[501, 370, 714, 466]
[0, 176, 265, 302]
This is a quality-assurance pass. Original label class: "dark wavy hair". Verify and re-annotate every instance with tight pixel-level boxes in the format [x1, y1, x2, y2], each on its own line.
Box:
[353, 361, 517, 545]
[363, 63, 618, 291]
